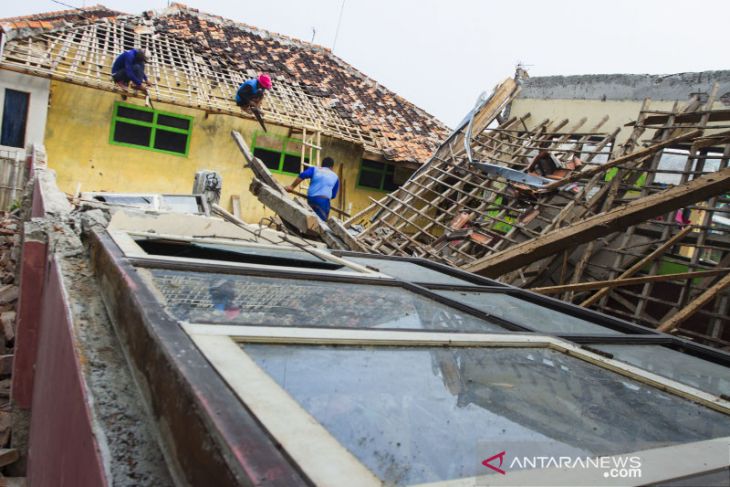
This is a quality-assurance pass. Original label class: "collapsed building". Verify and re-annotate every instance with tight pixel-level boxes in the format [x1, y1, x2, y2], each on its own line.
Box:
[321, 74, 730, 350]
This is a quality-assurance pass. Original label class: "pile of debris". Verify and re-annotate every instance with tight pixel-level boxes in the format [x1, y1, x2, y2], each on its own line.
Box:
[0, 210, 22, 479]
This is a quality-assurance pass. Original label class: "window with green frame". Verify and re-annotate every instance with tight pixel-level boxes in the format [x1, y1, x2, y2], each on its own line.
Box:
[252, 132, 308, 175]
[357, 159, 400, 191]
[110, 102, 193, 156]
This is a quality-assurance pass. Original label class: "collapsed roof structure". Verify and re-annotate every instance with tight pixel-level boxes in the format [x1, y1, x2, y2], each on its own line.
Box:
[0, 3, 447, 165]
[243, 76, 730, 349]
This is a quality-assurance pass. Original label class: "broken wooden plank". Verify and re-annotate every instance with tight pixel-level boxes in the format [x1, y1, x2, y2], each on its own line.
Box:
[579, 225, 695, 307]
[463, 166, 730, 277]
[250, 179, 320, 234]
[657, 272, 730, 333]
[326, 217, 368, 252]
[248, 180, 347, 249]
[532, 268, 730, 295]
[231, 130, 285, 193]
[542, 129, 702, 190]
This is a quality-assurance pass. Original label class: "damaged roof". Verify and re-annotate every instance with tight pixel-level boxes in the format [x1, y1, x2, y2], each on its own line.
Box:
[0, 3, 449, 164]
[0, 4, 120, 31]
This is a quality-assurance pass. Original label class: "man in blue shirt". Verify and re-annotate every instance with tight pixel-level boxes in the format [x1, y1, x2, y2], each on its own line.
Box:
[286, 157, 340, 221]
[111, 49, 150, 93]
[236, 74, 272, 110]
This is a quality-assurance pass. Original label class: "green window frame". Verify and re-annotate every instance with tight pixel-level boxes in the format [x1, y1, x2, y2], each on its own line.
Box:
[357, 159, 399, 192]
[251, 132, 308, 175]
[109, 102, 193, 157]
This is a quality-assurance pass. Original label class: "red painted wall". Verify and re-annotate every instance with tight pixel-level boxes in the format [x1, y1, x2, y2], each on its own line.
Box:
[11, 238, 47, 408]
[27, 258, 107, 487]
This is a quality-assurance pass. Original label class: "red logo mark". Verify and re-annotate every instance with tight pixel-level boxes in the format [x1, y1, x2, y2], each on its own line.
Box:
[482, 451, 507, 475]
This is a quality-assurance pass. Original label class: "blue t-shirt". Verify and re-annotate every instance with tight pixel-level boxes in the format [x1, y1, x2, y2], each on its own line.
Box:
[235, 79, 262, 105]
[111, 49, 147, 86]
[299, 166, 339, 199]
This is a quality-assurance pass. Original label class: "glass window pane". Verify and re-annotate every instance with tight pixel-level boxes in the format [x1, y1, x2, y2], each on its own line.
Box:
[159, 195, 201, 213]
[116, 105, 153, 123]
[281, 154, 302, 174]
[113, 121, 152, 146]
[358, 170, 382, 189]
[284, 139, 304, 154]
[1, 89, 29, 148]
[345, 256, 475, 285]
[137, 240, 339, 269]
[594, 345, 730, 397]
[361, 159, 385, 171]
[146, 269, 506, 331]
[92, 194, 154, 207]
[435, 290, 622, 334]
[253, 148, 280, 171]
[245, 345, 730, 484]
[383, 172, 399, 191]
[156, 113, 190, 130]
[656, 149, 690, 185]
[154, 129, 187, 154]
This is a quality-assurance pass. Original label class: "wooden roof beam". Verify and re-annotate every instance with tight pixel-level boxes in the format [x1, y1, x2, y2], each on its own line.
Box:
[463, 166, 730, 278]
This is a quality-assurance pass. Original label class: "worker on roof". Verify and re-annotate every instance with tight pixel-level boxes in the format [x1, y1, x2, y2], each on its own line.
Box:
[235, 74, 272, 111]
[111, 48, 150, 93]
[286, 157, 340, 221]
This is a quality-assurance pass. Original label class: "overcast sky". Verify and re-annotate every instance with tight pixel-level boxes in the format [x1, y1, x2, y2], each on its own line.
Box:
[4, 0, 728, 127]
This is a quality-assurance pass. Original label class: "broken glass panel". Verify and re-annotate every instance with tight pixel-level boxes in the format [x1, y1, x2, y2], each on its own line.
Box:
[146, 269, 506, 331]
[435, 290, 621, 334]
[594, 344, 730, 397]
[245, 344, 730, 485]
[159, 195, 201, 214]
[344, 256, 477, 285]
[137, 240, 342, 269]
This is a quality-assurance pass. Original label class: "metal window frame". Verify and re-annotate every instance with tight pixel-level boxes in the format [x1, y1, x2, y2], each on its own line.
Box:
[356, 158, 398, 192]
[251, 130, 309, 175]
[184, 324, 730, 486]
[90, 228, 730, 486]
[109, 101, 193, 157]
[113, 229, 730, 366]
[0, 88, 30, 149]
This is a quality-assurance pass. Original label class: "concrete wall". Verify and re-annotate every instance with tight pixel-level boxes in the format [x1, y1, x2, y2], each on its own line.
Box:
[508, 98, 679, 145]
[517, 71, 730, 102]
[0, 71, 50, 157]
[43, 81, 392, 222]
[27, 257, 108, 487]
[510, 71, 730, 145]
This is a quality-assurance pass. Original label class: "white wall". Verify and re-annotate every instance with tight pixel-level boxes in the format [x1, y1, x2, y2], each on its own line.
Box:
[0, 69, 50, 158]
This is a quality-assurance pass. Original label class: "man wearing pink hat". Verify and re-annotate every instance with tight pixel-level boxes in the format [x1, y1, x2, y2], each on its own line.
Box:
[235, 73, 272, 111]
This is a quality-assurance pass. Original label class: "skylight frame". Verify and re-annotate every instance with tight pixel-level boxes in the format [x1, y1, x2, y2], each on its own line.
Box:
[184, 324, 730, 486]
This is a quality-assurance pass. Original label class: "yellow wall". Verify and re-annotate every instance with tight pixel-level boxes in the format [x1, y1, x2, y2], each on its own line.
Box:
[44, 81, 392, 222]
[508, 98, 681, 145]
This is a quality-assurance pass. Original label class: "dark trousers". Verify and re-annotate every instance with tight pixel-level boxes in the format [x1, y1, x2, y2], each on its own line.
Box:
[307, 196, 331, 221]
[112, 64, 145, 86]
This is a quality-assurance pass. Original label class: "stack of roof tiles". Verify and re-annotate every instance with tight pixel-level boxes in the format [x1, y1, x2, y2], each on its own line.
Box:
[0, 4, 449, 164]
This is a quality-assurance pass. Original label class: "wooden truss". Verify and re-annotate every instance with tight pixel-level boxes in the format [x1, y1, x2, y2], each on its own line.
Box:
[0, 20, 375, 150]
[338, 80, 730, 348]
